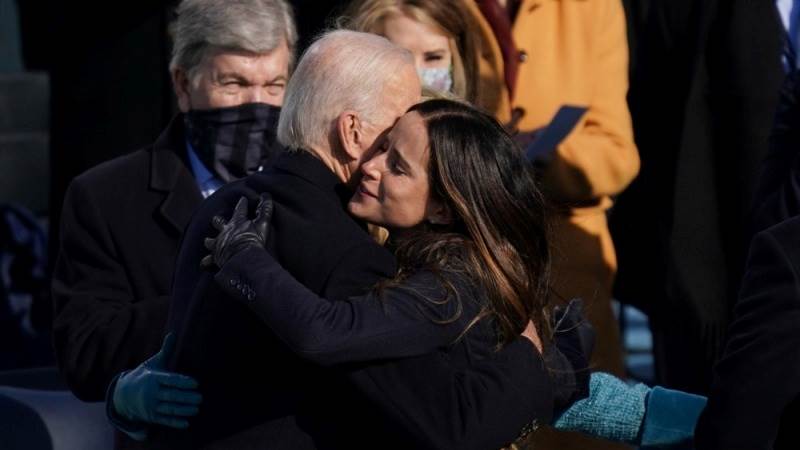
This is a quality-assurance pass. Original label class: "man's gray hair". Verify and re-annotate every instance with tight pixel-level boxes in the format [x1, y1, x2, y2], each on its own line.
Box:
[169, 0, 297, 77]
[277, 30, 415, 151]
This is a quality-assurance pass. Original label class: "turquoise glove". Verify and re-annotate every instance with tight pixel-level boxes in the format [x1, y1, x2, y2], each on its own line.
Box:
[554, 372, 707, 448]
[111, 333, 202, 430]
[554, 372, 649, 443]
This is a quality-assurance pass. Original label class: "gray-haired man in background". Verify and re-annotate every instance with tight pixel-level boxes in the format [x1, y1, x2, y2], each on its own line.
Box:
[50, 1, 295, 447]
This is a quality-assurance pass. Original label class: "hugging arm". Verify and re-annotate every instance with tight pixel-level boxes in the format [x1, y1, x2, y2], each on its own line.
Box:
[216, 244, 481, 366]
[208, 197, 484, 366]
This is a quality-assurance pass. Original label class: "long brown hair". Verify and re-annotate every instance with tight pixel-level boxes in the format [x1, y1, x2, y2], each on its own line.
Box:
[385, 99, 552, 347]
[341, 0, 480, 104]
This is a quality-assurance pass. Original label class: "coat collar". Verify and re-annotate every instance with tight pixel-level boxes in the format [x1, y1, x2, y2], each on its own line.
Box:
[149, 115, 203, 234]
[270, 150, 354, 207]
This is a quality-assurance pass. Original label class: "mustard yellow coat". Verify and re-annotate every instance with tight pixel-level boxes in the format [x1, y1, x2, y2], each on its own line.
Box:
[465, 0, 639, 377]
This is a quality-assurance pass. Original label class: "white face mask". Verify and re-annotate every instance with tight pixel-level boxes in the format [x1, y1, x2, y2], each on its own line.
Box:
[417, 67, 453, 93]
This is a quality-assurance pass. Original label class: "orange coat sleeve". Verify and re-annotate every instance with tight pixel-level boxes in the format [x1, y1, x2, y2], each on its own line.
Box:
[543, 0, 639, 203]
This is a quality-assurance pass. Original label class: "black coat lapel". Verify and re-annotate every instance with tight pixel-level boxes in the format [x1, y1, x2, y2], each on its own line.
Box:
[150, 116, 203, 235]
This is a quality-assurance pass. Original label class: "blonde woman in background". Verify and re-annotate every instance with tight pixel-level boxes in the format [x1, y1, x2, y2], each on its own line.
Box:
[342, 0, 480, 102]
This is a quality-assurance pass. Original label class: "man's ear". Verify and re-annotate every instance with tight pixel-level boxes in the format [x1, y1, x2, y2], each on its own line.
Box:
[426, 199, 453, 225]
[172, 68, 192, 113]
[336, 111, 367, 161]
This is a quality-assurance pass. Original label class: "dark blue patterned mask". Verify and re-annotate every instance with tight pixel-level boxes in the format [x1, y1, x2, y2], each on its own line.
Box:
[184, 103, 282, 182]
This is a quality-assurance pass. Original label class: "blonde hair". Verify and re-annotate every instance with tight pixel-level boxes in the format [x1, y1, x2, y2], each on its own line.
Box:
[342, 0, 479, 104]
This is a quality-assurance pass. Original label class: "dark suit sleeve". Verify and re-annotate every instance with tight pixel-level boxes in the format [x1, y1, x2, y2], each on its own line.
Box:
[216, 246, 470, 366]
[696, 226, 800, 450]
[52, 179, 167, 401]
[319, 238, 398, 301]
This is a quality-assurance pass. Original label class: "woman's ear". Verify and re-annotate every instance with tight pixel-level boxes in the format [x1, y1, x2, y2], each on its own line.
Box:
[426, 199, 453, 225]
[336, 111, 366, 161]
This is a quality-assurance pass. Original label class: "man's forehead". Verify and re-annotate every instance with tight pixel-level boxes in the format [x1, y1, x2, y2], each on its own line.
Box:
[204, 44, 289, 76]
[384, 66, 422, 111]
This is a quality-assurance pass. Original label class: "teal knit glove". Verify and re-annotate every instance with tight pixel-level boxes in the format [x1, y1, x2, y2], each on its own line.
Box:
[554, 372, 649, 443]
[554, 372, 708, 447]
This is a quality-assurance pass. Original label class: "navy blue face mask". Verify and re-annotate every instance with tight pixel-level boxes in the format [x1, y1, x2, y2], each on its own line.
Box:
[184, 103, 282, 182]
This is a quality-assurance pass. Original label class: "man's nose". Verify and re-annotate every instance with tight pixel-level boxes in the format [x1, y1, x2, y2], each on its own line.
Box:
[245, 87, 263, 104]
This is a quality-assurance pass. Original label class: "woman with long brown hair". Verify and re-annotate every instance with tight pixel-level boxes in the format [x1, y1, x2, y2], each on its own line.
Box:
[342, 0, 638, 389]
[212, 98, 556, 369]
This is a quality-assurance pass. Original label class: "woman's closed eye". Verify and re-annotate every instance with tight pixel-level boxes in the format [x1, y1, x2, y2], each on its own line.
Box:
[389, 159, 406, 175]
[387, 151, 408, 175]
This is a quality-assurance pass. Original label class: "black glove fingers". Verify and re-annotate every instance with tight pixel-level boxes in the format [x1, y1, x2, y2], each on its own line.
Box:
[254, 193, 273, 220]
[211, 215, 226, 231]
[254, 193, 274, 237]
[232, 196, 249, 222]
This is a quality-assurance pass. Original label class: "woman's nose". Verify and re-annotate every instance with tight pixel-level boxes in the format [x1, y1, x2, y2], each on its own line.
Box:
[361, 152, 385, 179]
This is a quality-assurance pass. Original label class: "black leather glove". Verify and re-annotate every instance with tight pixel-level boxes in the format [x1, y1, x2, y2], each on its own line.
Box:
[201, 193, 273, 270]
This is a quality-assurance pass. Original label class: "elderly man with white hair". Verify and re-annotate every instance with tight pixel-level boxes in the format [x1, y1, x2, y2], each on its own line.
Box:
[153, 29, 566, 450]
[50, 0, 295, 447]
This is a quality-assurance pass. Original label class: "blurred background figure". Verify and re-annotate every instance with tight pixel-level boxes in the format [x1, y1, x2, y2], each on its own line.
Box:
[0, 0, 52, 371]
[0, 0, 297, 449]
[695, 69, 800, 450]
[614, 0, 785, 395]
[48, 1, 295, 448]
